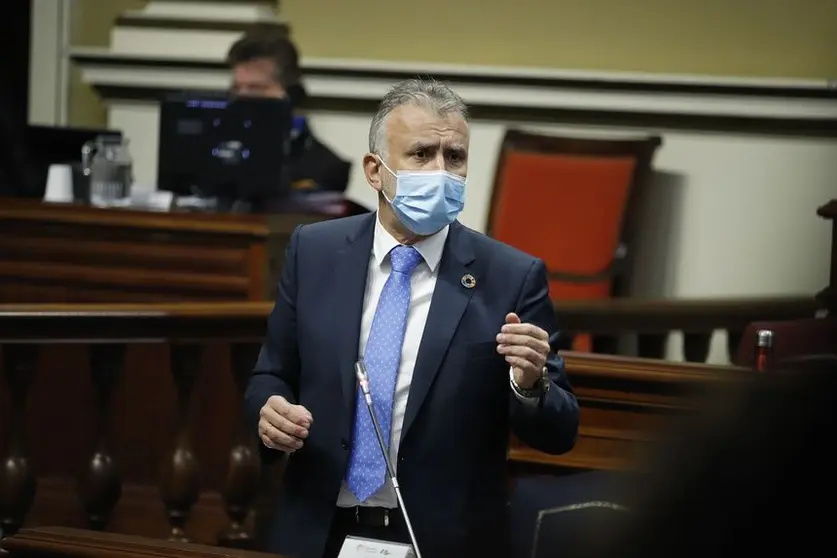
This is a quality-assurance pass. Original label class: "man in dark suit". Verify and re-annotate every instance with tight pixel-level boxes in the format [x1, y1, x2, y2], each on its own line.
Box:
[226, 27, 351, 194]
[245, 78, 579, 558]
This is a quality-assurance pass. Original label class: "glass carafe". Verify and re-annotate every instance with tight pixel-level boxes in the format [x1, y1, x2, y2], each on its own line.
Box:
[82, 135, 133, 206]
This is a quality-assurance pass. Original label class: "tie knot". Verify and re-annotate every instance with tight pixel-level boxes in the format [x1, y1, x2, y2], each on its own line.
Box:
[389, 245, 422, 274]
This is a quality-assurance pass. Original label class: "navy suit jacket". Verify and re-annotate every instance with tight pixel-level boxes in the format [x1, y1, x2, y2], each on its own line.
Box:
[245, 213, 579, 558]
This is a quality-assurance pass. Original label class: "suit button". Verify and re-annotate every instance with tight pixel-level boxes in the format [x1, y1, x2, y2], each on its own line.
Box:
[341, 439, 349, 450]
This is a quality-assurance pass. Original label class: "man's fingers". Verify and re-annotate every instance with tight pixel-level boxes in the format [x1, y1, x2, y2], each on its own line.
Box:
[505, 312, 521, 324]
[496, 332, 548, 351]
[266, 396, 313, 428]
[285, 404, 313, 428]
[497, 343, 542, 363]
[505, 355, 534, 372]
[267, 395, 291, 415]
[262, 406, 309, 439]
[260, 421, 304, 452]
[260, 396, 313, 453]
[500, 322, 549, 341]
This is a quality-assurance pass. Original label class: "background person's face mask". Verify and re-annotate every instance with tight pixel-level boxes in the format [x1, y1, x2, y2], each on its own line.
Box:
[378, 157, 466, 235]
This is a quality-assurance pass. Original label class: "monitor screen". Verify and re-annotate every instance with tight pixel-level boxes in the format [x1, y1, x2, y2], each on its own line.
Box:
[157, 94, 293, 200]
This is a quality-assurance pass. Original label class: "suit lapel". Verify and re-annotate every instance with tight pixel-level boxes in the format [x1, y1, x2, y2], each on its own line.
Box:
[401, 221, 477, 441]
[334, 214, 376, 419]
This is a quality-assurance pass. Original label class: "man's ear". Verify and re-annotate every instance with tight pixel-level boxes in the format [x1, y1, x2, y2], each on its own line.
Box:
[363, 153, 383, 192]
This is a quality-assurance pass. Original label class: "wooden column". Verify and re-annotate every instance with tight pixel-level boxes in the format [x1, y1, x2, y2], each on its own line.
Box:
[160, 344, 202, 542]
[218, 343, 261, 548]
[80, 345, 125, 531]
[0, 345, 38, 538]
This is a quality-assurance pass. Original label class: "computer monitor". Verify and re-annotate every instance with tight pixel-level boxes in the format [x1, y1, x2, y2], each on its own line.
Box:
[157, 93, 293, 202]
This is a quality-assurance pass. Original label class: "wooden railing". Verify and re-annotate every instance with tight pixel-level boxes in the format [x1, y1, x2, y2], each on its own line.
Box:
[0, 302, 764, 549]
[554, 295, 818, 362]
[0, 303, 271, 547]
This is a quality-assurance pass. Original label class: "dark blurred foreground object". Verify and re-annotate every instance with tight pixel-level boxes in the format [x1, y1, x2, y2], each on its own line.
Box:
[568, 354, 837, 558]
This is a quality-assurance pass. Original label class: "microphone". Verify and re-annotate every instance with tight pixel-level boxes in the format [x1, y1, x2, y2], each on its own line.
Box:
[354, 361, 423, 558]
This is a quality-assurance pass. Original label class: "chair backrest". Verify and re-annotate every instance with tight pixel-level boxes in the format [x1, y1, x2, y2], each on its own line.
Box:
[509, 472, 633, 558]
[487, 130, 661, 303]
[735, 317, 836, 368]
[532, 501, 629, 558]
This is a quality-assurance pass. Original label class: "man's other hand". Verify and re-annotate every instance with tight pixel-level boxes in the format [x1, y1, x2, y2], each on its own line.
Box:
[259, 395, 313, 453]
[496, 312, 550, 389]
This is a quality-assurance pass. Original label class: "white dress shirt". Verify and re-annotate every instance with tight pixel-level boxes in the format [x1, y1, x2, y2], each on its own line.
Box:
[336, 214, 537, 509]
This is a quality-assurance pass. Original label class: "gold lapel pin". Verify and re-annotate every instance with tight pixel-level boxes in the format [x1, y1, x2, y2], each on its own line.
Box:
[461, 274, 476, 289]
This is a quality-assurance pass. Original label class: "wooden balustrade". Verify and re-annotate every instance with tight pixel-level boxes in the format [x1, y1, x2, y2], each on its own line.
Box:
[0, 302, 775, 549]
[0, 304, 267, 547]
[556, 295, 820, 362]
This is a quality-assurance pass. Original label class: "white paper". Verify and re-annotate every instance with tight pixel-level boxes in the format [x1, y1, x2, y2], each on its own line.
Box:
[338, 535, 415, 558]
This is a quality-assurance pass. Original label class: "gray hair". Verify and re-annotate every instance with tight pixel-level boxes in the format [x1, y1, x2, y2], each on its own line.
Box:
[368, 78, 470, 157]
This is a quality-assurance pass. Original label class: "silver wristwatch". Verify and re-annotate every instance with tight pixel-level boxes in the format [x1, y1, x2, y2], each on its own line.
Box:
[510, 366, 549, 398]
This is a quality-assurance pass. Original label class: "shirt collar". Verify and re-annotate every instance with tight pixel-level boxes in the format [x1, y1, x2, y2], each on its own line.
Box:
[373, 213, 448, 273]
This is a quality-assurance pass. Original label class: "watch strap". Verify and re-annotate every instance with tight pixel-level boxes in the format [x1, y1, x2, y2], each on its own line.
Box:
[509, 366, 549, 398]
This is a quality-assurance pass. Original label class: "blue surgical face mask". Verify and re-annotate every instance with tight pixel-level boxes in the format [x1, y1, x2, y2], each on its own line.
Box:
[378, 157, 466, 235]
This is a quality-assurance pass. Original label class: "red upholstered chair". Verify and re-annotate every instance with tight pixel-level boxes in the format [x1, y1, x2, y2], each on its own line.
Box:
[487, 130, 661, 352]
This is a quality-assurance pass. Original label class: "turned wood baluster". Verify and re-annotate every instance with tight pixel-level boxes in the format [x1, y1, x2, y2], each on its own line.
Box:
[80, 345, 124, 531]
[637, 333, 667, 359]
[0, 345, 38, 539]
[683, 332, 711, 363]
[219, 342, 262, 548]
[160, 344, 202, 542]
[727, 329, 744, 365]
[638, 332, 713, 362]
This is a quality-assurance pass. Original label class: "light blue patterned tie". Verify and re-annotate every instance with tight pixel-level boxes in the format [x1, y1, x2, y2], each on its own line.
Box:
[347, 245, 423, 502]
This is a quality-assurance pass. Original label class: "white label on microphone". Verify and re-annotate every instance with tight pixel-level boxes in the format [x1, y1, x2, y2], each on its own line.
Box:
[338, 536, 415, 558]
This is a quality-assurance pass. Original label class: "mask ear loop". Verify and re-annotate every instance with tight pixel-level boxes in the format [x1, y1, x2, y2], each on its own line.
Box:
[376, 155, 398, 177]
[376, 155, 398, 204]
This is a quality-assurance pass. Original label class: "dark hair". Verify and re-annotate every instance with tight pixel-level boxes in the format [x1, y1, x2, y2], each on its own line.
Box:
[226, 25, 302, 89]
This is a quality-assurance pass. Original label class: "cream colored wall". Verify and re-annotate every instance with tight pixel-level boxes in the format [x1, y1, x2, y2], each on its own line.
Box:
[68, 0, 147, 128]
[69, 0, 837, 125]
[282, 0, 837, 79]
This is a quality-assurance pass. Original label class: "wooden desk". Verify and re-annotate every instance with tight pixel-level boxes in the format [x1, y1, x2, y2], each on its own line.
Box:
[0, 199, 331, 303]
[1, 527, 280, 558]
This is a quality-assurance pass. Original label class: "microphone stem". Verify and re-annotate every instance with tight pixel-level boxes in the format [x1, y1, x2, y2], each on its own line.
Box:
[362, 392, 423, 558]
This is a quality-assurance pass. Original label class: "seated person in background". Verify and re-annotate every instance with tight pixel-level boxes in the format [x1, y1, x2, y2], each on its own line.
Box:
[226, 28, 351, 194]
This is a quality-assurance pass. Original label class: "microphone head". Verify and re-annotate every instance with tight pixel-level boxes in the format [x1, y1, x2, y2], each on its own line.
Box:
[354, 361, 371, 394]
[354, 361, 367, 382]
